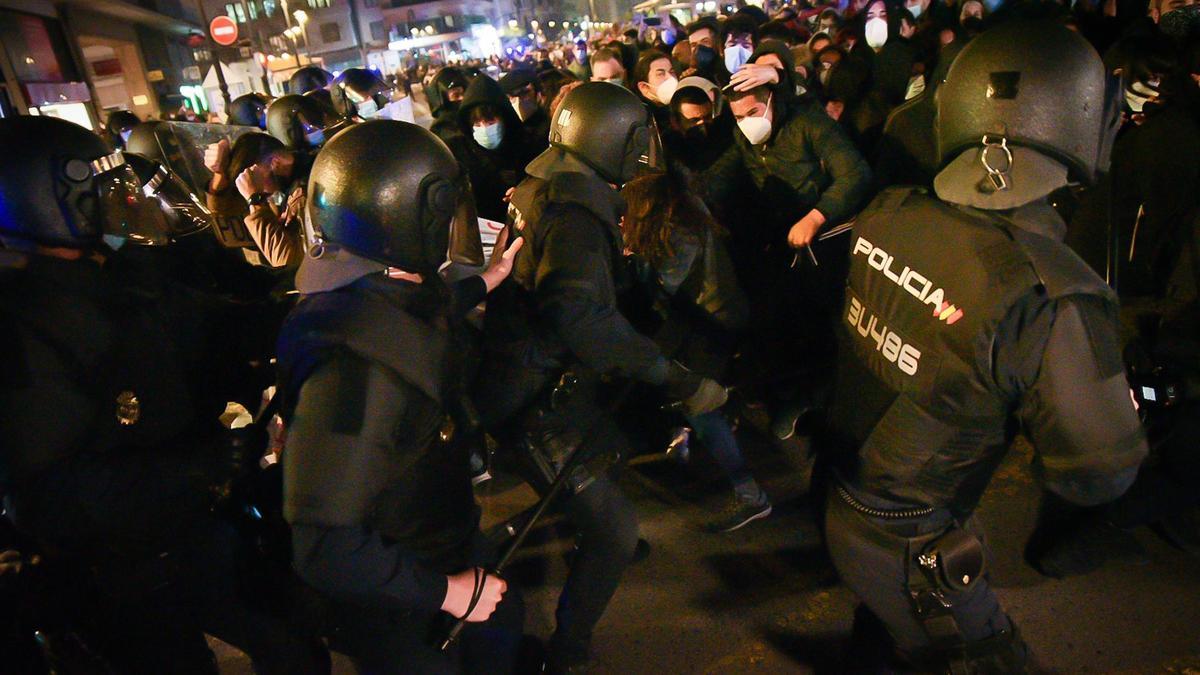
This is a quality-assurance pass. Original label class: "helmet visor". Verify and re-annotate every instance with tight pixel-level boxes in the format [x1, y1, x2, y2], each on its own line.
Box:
[143, 163, 214, 239]
[92, 152, 171, 246]
[447, 183, 485, 267]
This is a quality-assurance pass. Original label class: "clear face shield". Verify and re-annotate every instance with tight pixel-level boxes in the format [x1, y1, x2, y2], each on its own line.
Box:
[90, 151, 175, 246]
[625, 117, 667, 185]
[142, 162, 214, 240]
[447, 177, 484, 267]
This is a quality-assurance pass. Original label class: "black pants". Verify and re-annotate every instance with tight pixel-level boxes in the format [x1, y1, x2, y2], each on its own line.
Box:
[475, 358, 640, 666]
[824, 483, 1025, 670]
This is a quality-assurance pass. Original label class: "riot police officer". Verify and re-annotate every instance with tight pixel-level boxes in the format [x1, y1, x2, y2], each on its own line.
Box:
[475, 82, 729, 673]
[276, 120, 524, 673]
[0, 116, 326, 674]
[288, 65, 334, 95]
[821, 22, 1148, 672]
[228, 92, 271, 129]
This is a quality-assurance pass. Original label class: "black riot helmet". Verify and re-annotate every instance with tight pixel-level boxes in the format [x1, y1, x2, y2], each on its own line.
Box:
[330, 67, 393, 120]
[288, 65, 334, 94]
[104, 109, 141, 150]
[227, 92, 270, 129]
[934, 20, 1119, 209]
[0, 116, 173, 249]
[549, 81, 664, 185]
[267, 94, 337, 150]
[304, 120, 482, 274]
[427, 66, 469, 115]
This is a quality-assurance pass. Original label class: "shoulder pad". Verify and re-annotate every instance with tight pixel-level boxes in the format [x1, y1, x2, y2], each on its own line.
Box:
[1011, 228, 1116, 303]
[863, 185, 928, 214]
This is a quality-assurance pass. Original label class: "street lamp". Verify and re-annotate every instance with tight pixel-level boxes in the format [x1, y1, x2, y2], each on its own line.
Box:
[293, 9, 310, 51]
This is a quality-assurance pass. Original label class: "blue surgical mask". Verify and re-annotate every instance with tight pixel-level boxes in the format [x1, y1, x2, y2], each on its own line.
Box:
[119, 128, 133, 144]
[724, 44, 752, 74]
[304, 127, 326, 147]
[473, 121, 504, 150]
[103, 234, 128, 250]
[356, 98, 380, 119]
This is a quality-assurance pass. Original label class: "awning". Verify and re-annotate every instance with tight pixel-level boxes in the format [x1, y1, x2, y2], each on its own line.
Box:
[388, 32, 469, 52]
[59, 0, 201, 36]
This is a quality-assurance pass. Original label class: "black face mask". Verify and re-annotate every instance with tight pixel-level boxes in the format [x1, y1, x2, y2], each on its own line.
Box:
[694, 45, 717, 71]
[961, 16, 983, 31]
[684, 123, 710, 143]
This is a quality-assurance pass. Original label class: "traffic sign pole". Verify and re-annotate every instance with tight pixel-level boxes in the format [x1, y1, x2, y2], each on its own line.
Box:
[193, 0, 232, 111]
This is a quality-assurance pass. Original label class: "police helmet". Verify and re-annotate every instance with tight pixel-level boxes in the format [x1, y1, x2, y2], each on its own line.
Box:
[267, 94, 337, 150]
[288, 66, 334, 95]
[304, 120, 480, 275]
[549, 81, 664, 184]
[0, 117, 169, 249]
[227, 93, 270, 129]
[330, 68, 393, 120]
[934, 21, 1119, 209]
[105, 109, 141, 150]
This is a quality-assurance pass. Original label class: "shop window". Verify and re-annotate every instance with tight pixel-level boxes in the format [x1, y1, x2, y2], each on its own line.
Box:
[320, 22, 341, 43]
[0, 10, 76, 82]
[370, 20, 385, 41]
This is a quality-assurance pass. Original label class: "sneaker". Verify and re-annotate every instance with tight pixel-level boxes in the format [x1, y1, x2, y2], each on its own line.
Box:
[706, 500, 772, 533]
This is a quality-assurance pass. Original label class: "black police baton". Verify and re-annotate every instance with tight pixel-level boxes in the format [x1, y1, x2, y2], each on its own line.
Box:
[440, 440, 593, 652]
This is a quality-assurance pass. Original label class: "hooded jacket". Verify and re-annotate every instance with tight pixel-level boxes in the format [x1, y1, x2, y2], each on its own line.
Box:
[703, 90, 873, 233]
[451, 76, 542, 222]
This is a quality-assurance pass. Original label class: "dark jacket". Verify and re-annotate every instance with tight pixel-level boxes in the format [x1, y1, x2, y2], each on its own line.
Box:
[485, 148, 671, 387]
[830, 188, 1146, 514]
[703, 94, 873, 233]
[278, 276, 477, 612]
[1108, 102, 1200, 297]
[451, 76, 542, 223]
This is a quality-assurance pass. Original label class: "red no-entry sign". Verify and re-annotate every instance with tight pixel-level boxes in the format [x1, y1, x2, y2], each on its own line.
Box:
[209, 15, 239, 46]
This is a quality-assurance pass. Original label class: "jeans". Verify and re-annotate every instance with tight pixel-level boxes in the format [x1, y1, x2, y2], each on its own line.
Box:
[686, 411, 767, 506]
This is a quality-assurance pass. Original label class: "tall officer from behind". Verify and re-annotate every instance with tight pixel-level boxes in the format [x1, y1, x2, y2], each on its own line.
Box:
[277, 120, 524, 673]
[0, 116, 327, 674]
[822, 21, 1147, 673]
[476, 82, 729, 673]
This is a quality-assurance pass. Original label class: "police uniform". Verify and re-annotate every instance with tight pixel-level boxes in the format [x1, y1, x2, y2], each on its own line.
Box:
[474, 82, 726, 672]
[276, 120, 522, 674]
[820, 22, 1148, 672]
[0, 117, 324, 674]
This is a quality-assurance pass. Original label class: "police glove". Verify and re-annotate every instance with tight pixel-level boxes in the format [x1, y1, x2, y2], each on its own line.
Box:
[664, 362, 728, 416]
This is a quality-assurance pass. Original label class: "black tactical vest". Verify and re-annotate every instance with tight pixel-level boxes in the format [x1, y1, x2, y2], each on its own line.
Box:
[276, 279, 478, 564]
[1, 255, 198, 481]
[830, 187, 1115, 513]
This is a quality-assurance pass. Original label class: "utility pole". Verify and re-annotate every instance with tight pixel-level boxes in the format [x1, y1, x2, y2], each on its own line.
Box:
[193, 0, 232, 110]
[346, 0, 368, 67]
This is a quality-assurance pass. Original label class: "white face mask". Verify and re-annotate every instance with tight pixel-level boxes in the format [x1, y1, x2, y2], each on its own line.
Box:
[725, 44, 752, 74]
[906, 1, 923, 18]
[865, 17, 889, 49]
[655, 76, 679, 104]
[356, 98, 380, 119]
[736, 95, 772, 145]
[511, 96, 539, 122]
